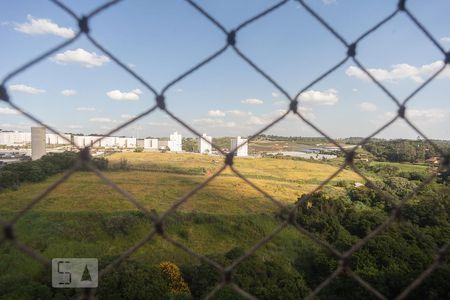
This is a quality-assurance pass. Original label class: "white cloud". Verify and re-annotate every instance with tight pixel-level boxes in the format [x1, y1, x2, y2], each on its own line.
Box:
[380, 108, 448, 125]
[15, 15, 75, 38]
[193, 118, 236, 128]
[90, 117, 117, 123]
[107, 89, 142, 101]
[246, 115, 269, 126]
[120, 114, 136, 119]
[346, 61, 450, 83]
[241, 98, 263, 105]
[322, 0, 336, 4]
[53, 48, 110, 67]
[273, 100, 287, 106]
[359, 102, 377, 112]
[271, 92, 279, 98]
[440, 36, 450, 43]
[406, 108, 448, 123]
[352, 88, 358, 92]
[76, 107, 96, 112]
[61, 89, 77, 96]
[207, 110, 226, 117]
[297, 89, 338, 105]
[193, 118, 222, 126]
[273, 107, 315, 120]
[297, 106, 316, 119]
[0, 107, 20, 115]
[0, 122, 32, 130]
[226, 110, 251, 116]
[10, 84, 45, 94]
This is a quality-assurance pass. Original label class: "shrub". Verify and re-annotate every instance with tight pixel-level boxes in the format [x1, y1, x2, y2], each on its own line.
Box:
[0, 151, 108, 191]
[97, 260, 171, 300]
[0, 170, 19, 190]
[185, 248, 310, 300]
[159, 261, 191, 296]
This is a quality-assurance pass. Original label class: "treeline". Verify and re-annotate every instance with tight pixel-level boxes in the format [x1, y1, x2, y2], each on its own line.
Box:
[363, 140, 450, 163]
[256, 134, 328, 144]
[0, 152, 107, 191]
[292, 180, 450, 299]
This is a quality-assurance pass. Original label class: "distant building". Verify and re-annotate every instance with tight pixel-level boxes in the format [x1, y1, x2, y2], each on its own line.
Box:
[46, 133, 71, 145]
[83, 136, 102, 148]
[116, 137, 137, 149]
[137, 139, 144, 148]
[230, 136, 248, 157]
[101, 136, 117, 148]
[168, 131, 182, 152]
[0, 130, 139, 149]
[72, 135, 137, 149]
[144, 138, 159, 151]
[0, 131, 31, 146]
[199, 133, 212, 154]
[31, 127, 46, 160]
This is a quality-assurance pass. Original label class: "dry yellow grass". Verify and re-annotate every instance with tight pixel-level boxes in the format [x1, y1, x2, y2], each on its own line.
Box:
[0, 152, 360, 216]
[108, 152, 361, 182]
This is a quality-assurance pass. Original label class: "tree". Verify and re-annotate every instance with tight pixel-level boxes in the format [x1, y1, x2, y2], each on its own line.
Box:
[185, 248, 310, 299]
[160, 261, 191, 296]
[97, 260, 172, 300]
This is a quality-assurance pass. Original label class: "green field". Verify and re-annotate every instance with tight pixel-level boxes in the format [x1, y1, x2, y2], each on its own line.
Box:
[0, 157, 358, 256]
[369, 161, 429, 172]
[0, 153, 362, 298]
[0, 152, 362, 214]
[0, 152, 441, 299]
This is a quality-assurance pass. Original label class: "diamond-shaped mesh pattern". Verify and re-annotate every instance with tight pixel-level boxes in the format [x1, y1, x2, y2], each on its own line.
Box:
[0, 1, 449, 299]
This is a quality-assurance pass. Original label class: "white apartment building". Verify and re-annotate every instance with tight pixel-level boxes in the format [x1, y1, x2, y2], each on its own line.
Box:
[0, 131, 31, 146]
[116, 137, 137, 148]
[144, 138, 159, 151]
[199, 133, 212, 154]
[0, 129, 142, 150]
[230, 136, 248, 157]
[46, 133, 71, 145]
[168, 131, 182, 152]
[0, 131, 72, 146]
[100, 136, 117, 148]
[71, 135, 137, 149]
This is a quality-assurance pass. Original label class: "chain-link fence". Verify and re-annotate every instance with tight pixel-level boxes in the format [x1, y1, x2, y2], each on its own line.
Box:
[1, 0, 449, 299]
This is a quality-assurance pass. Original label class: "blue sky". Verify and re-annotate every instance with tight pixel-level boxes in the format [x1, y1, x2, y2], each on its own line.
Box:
[1, 0, 449, 139]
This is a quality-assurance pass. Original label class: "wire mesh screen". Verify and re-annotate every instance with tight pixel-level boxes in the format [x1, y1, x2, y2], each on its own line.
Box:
[1, 0, 449, 299]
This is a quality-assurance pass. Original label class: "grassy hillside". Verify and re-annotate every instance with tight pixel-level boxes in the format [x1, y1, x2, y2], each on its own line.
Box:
[0, 153, 359, 268]
[0, 152, 363, 215]
[0, 152, 385, 299]
[108, 152, 361, 184]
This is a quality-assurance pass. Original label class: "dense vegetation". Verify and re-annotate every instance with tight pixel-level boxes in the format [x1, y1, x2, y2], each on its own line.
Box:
[2, 179, 447, 299]
[293, 182, 450, 299]
[0, 140, 449, 299]
[0, 152, 107, 191]
[255, 135, 329, 145]
[363, 139, 450, 163]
